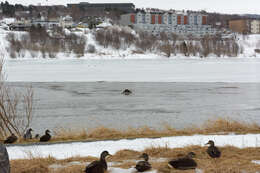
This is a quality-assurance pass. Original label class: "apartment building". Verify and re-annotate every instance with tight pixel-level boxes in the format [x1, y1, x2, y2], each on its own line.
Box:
[251, 20, 260, 34]
[67, 2, 135, 13]
[228, 19, 251, 34]
[120, 11, 217, 36]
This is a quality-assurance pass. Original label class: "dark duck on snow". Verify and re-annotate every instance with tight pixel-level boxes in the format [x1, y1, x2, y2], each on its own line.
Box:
[205, 140, 221, 158]
[85, 151, 111, 173]
[168, 152, 197, 170]
[135, 153, 152, 172]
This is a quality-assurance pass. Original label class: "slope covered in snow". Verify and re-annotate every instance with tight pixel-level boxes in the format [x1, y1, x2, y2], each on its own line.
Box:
[237, 34, 260, 57]
[1, 24, 260, 60]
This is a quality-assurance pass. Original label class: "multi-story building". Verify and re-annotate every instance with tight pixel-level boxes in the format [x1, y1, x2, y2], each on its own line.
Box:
[228, 19, 251, 34]
[251, 20, 260, 34]
[120, 11, 217, 36]
[60, 15, 74, 28]
[67, 2, 135, 13]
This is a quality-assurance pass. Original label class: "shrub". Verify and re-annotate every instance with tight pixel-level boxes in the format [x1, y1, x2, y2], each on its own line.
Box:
[87, 44, 96, 53]
[254, 49, 260, 53]
[6, 27, 88, 58]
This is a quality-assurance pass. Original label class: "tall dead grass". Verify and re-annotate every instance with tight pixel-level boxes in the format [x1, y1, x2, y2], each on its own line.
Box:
[51, 118, 260, 143]
[6, 118, 260, 144]
[201, 118, 260, 134]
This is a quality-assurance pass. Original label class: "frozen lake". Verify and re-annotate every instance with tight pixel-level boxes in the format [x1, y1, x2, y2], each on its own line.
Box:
[5, 58, 260, 82]
[4, 58, 260, 133]
[8, 82, 260, 133]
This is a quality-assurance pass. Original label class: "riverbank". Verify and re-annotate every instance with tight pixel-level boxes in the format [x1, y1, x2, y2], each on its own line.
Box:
[3, 118, 260, 146]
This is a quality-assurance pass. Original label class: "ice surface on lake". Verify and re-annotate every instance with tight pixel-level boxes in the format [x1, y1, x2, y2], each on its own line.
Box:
[5, 58, 260, 82]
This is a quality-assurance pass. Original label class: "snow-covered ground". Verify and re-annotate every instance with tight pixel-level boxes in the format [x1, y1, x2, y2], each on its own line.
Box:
[6, 133, 260, 160]
[107, 168, 157, 173]
[1, 25, 260, 60]
[5, 58, 260, 82]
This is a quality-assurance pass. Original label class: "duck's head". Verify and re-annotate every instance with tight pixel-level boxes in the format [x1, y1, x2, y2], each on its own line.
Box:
[28, 128, 33, 132]
[35, 134, 40, 139]
[139, 153, 149, 161]
[187, 152, 196, 158]
[45, 129, 51, 134]
[100, 151, 112, 159]
[205, 140, 215, 146]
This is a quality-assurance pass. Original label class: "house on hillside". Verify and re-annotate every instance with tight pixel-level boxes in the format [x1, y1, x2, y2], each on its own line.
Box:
[9, 18, 31, 31]
[31, 16, 60, 28]
[251, 20, 260, 34]
[60, 15, 74, 28]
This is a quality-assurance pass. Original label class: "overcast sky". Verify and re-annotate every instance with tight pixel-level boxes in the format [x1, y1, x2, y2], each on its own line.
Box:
[2, 0, 260, 14]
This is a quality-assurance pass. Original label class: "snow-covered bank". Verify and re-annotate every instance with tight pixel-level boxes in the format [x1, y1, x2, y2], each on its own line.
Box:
[2, 24, 260, 60]
[107, 168, 157, 173]
[5, 58, 260, 82]
[7, 133, 260, 160]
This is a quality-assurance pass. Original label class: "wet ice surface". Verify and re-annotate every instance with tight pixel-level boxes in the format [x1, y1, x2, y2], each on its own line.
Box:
[5, 58, 260, 82]
[7, 82, 260, 133]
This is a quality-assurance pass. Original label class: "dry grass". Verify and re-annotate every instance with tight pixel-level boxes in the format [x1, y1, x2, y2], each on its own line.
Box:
[4, 118, 260, 145]
[201, 118, 260, 134]
[50, 118, 260, 143]
[10, 157, 54, 173]
[10, 146, 260, 173]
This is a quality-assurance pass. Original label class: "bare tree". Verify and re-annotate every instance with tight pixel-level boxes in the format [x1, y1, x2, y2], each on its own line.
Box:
[0, 59, 34, 138]
[159, 42, 172, 57]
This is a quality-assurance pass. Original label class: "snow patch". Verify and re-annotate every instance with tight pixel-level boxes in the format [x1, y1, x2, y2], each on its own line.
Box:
[6, 134, 260, 160]
[108, 167, 157, 173]
[252, 160, 260, 165]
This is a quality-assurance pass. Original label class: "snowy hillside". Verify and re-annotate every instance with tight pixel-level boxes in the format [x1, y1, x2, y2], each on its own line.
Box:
[237, 34, 260, 57]
[1, 21, 260, 59]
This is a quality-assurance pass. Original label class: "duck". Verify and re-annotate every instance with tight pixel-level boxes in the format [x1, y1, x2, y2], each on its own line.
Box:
[135, 153, 152, 172]
[205, 140, 221, 158]
[85, 151, 111, 173]
[168, 152, 197, 170]
[23, 128, 33, 140]
[40, 130, 51, 142]
[121, 89, 132, 95]
[35, 134, 40, 139]
[4, 134, 18, 144]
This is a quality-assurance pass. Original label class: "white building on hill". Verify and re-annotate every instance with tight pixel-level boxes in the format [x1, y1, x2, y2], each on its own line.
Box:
[251, 20, 260, 34]
[120, 11, 218, 36]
